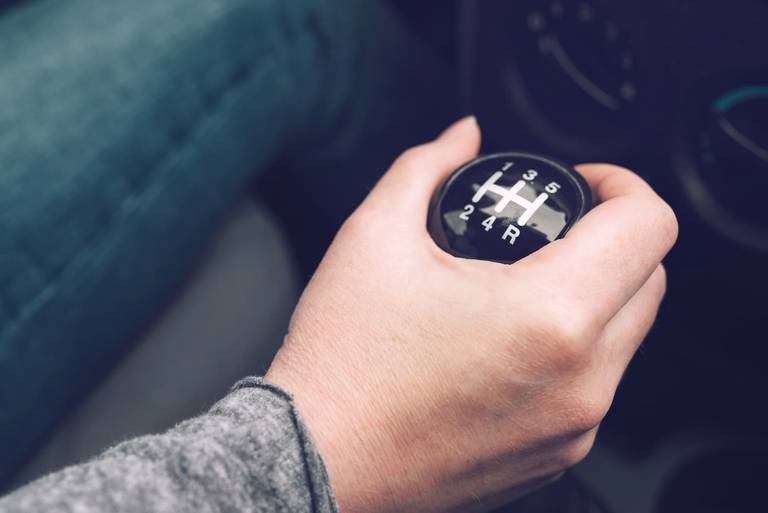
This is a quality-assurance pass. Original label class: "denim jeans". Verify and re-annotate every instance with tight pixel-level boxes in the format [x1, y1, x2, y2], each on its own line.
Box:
[0, 0, 454, 485]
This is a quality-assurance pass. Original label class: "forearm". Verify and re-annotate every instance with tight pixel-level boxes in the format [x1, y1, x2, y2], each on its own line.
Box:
[0, 378, 337, 513]
[0, 0, 422, 483]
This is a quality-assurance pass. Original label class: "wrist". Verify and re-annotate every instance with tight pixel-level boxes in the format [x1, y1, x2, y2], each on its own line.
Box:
[267, 346, 414, 513]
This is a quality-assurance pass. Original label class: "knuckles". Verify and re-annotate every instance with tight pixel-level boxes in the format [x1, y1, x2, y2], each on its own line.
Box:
[585, 163, 680, 251]
[650, 196, 680, 251]
[651, 263, 668, 301]
[562, 389, 612, 435]
[534, 308, 600, 373]
[559, 433, 598, 469]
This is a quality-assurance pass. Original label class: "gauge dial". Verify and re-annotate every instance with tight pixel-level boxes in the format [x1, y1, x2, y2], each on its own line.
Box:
[682, 83, 768, 250]
[509, 0, 639, 137]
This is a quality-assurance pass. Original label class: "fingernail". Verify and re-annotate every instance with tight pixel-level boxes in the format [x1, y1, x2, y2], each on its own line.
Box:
[439, 115, 478, 139]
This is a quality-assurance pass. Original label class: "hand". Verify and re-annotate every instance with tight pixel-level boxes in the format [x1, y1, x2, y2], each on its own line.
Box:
[266, 117, 678, 513]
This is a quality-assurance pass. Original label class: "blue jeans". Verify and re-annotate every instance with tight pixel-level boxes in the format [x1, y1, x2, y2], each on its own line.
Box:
[0, 0, 453, 484]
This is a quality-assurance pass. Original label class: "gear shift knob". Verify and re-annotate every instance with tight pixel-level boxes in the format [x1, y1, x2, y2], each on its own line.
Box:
[427, 153, 592, 264]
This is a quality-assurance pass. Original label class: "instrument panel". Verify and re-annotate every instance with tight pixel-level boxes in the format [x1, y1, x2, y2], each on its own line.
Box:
[460, 0, 768, 451]
[462, 0, 768, 252]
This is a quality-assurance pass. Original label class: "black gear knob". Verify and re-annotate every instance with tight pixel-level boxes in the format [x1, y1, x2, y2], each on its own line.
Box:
[427, 152, 592, 264]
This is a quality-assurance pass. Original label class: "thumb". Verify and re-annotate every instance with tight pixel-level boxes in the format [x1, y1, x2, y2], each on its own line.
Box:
[362, 116, 482, 221]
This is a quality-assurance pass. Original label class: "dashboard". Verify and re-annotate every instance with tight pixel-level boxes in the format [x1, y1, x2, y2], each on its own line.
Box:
[459, 0, 768, 483]
[462, 0, 768, 253]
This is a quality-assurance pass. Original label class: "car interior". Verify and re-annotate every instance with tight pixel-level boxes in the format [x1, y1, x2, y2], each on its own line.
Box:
[279, 1, 768, 510]
[3, 1, 767, 511]
[454, 1, 768, 511]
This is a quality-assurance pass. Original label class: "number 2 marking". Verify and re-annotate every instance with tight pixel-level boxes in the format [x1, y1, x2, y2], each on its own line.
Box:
[459, 204, 474, 220]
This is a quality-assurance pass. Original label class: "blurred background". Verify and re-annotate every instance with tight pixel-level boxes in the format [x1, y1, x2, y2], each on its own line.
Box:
[1, 1, 767, 512]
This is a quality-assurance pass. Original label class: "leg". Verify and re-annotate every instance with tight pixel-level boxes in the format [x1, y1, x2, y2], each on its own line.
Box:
[0, 0, 451, 484]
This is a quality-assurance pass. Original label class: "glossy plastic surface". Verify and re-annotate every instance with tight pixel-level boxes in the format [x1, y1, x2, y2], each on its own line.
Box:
[428, 152, 591, 263]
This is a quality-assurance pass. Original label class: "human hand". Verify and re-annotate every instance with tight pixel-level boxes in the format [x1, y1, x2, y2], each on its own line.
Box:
[266, 117, 678, 513]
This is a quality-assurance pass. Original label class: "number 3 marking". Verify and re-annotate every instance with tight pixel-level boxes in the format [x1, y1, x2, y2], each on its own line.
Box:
[522, 169, 538, 181]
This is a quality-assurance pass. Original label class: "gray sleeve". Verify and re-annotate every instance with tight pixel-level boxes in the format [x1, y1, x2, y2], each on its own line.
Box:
[0, 378, 338, 513]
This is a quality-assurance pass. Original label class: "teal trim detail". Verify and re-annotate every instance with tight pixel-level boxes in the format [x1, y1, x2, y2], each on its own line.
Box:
[713, 86, 768, 114]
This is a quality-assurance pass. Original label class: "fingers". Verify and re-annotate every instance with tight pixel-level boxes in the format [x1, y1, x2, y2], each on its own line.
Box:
[527, 164, 678, 326]
[361, 116, 481, 221]
[598, 263, 667, 386]
[569, 266, 666, 429]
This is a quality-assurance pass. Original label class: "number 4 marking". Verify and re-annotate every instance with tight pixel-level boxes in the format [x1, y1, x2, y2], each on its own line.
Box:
[481, 215, 497, 231]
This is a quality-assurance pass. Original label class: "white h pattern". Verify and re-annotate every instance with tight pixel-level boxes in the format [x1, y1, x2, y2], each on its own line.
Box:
[472, 171, 548, 226]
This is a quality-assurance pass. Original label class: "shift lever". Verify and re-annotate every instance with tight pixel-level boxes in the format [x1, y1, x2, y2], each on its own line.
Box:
[427, 152, 592, 263]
